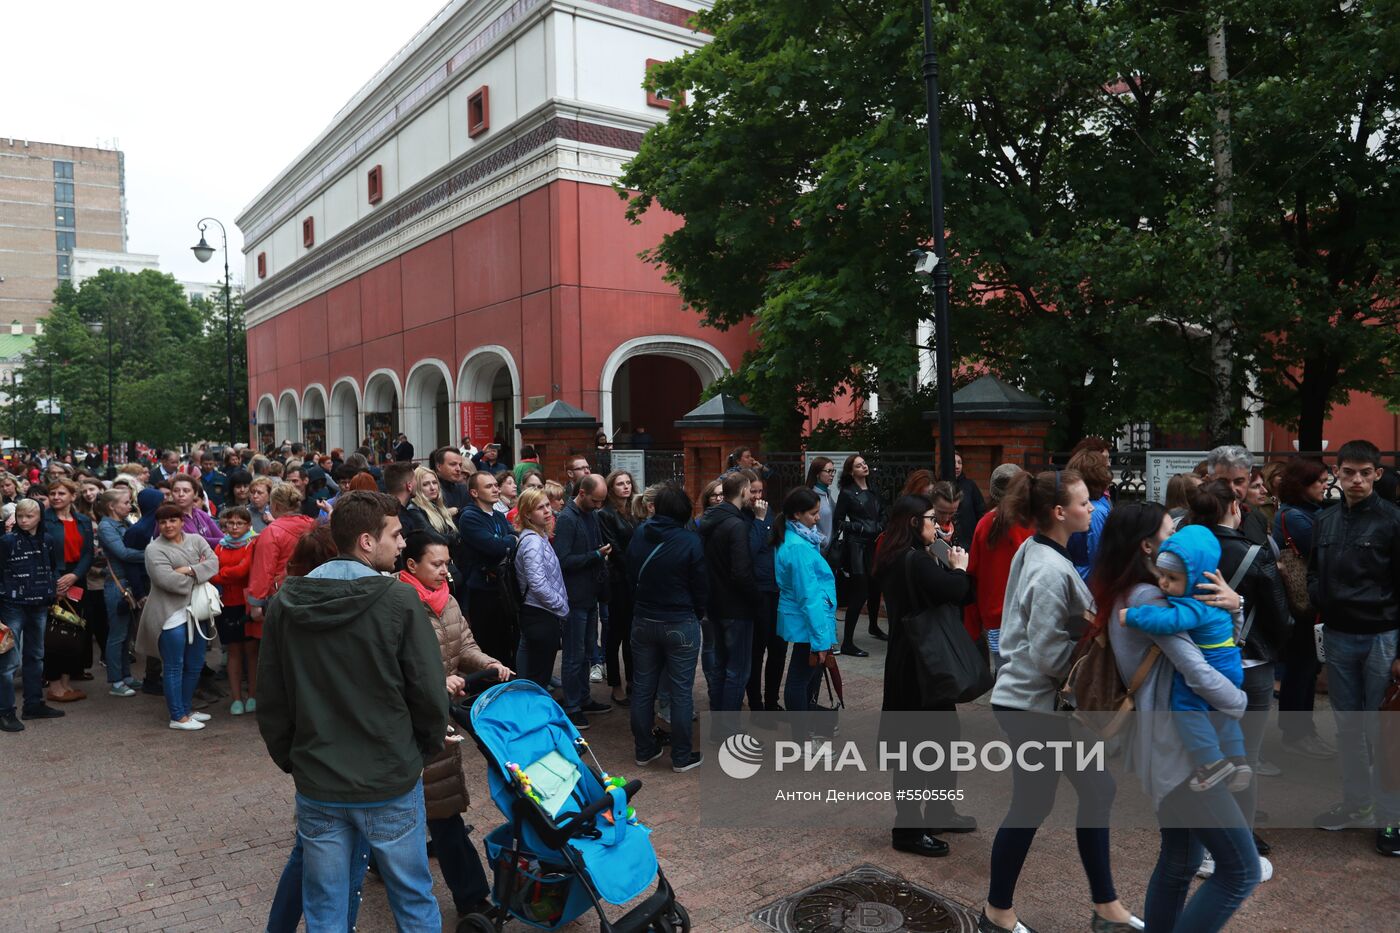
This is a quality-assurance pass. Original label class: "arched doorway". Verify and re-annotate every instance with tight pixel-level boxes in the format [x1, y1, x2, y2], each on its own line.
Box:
[256, 395, 276, 452]
[599, 336, 730, 446]
[302, 385, 328, 454]
[275, 391, 300, 446]
[328, 379, 361, 454]
[457, 346, 520, 454]
[363, 370, 401, 463]
[404, 361, 453, 459]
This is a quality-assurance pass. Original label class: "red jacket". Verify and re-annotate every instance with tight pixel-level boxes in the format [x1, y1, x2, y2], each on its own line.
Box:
[247, 514, 315, 605]
[212, 540, 256, 607]
[963, 509, 1032, 642]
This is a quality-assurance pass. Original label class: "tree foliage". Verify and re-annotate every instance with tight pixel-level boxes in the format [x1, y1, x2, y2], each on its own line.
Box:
[621, 0, 1400, 449]
[6, 269, 248, 451]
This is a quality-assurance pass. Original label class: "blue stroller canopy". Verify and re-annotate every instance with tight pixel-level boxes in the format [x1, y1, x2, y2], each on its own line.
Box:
[471, 680, 657, 906]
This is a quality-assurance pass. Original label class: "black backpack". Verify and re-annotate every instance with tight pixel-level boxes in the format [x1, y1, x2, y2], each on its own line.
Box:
[496, 542, 527, 621]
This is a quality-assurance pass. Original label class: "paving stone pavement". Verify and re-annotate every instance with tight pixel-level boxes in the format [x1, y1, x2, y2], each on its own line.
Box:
[2, 634, 1395, 932]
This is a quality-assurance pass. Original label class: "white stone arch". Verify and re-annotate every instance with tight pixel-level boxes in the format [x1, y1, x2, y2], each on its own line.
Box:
[301, 384, 329, 453]
[362, 368, 403, 459]
[598, 335, 731, 438]
[275, 390, 301, 444]
[456, 345, 522, 450]
[328, 378, 362, 453]
[256, 394, 276, 428]
[404, 359, 454, 459]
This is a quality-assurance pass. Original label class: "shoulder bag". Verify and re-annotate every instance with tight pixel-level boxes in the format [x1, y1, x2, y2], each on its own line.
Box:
[1060, 608, 1161, 738]
[1276, 511, 1315, 621]
[900, 550, 993, 706]
[45, 596, 86, 665]
[1228, 544, 1261, 644]
[187, 579, 222, 642]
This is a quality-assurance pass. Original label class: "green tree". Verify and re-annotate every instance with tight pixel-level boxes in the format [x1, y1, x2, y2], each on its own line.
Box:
[621, 0, 1400, 449]
[6, 269, 249, 452]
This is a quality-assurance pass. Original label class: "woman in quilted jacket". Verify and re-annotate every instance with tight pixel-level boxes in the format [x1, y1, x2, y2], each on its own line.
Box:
[399, 530, 512, 918]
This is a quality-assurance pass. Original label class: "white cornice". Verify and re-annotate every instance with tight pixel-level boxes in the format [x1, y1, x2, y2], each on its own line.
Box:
[236, 0, 709, 247]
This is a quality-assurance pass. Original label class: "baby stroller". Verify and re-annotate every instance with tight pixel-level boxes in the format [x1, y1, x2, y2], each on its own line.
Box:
[456, 678, 690, 932]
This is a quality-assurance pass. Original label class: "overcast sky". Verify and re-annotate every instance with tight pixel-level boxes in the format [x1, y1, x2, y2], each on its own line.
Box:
[2, 0, 448, 287]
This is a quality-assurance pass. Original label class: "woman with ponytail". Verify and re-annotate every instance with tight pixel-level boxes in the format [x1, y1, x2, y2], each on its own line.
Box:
[980, 470, 1144, 933]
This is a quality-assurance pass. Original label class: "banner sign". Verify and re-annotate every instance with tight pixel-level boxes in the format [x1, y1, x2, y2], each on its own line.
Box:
[1145, 450, 1209, 503]
[460, 402, 495, 451]
[609, 449, 646, 489]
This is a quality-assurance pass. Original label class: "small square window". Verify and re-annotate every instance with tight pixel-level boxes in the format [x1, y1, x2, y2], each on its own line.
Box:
[367, 164, 384, 205]
[56, 230, 75, 252]
[645, 59, 685, 110]
[257, 252, 267, 279]
[302, 217, 315, 248]
[54, 181, 74, 203]
[55, 206, 75, 228]
[468, 86, 490, 138]
[53, 161, 73, 180]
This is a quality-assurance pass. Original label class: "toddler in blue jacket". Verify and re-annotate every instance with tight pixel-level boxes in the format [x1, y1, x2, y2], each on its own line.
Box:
[1119, 524, 1251, 792]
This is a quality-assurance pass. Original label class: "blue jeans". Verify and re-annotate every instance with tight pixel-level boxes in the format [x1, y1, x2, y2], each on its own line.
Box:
[631, 618, 700, 766]
[296, 781, 440, 932]
[1324, 627, 1400, 821]
[592, 602, 608, 666]
[783, 642, 824, 714]
[158, 624, 207, 722]
[103, 581, 134, 685]
[1172, 648, 1245, 766]
[0, 604, 49, 712]
[562, 606, 597, 713]
[707, 617, 754, 714]
[266, 833, 369, 933]
[699, 617, 718, 704]
[1146, 781, 1260, 933]
[516, 605, 561, 689]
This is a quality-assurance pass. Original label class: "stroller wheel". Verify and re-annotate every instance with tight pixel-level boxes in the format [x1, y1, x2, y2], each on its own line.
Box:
[456, 912, 497, 933]
[672, 904, 690, 932]
[649, 904, 689, 933]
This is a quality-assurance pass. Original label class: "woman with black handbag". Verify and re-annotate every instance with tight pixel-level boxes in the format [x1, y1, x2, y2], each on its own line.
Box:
[41, 478, 94, 704]
[980, 469, 1143, 933]
[832, 453, 887, 656]
[874, 493, 978, 859]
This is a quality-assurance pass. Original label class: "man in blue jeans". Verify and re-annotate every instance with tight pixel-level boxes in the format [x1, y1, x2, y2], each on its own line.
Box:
[628, 484, 707, 772]
[1306, 439, 1400, 856]
[257, 491, 451, 929]
[697, 473, 761, 739]
[553, 474, 613, 730]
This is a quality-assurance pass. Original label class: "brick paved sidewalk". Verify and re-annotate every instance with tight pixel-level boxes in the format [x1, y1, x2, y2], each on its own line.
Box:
[2, 638, 1394, 932]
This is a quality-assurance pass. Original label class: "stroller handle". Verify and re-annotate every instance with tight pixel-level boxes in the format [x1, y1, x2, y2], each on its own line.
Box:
[568, 778, 642, 828]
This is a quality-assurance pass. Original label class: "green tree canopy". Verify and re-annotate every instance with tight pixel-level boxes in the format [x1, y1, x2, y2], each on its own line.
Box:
[622, 0, 1400, 449]
[7, 268, 247, 452]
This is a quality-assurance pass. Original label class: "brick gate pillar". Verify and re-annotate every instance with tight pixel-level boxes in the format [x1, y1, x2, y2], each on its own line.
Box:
[674, 395, 766, 507]
[926, 375, 1054, 490]
[517, 400, 602, 486]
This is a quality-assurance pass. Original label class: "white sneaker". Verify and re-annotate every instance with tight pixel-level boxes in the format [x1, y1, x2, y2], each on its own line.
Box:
[589, 664, 604, 683]
[1196, 854, 1215, 878]
[169, 719, 206, 731]
[109, 684, 136, 697]
[1258, 855, 1273, 882]
[191, 712, 212, 723]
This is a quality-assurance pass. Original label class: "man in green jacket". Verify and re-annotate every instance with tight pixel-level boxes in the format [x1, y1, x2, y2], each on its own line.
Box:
[258, 490, 448, 931]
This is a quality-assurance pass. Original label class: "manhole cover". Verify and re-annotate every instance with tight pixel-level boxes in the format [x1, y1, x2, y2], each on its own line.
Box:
[751, 864, 979, 933]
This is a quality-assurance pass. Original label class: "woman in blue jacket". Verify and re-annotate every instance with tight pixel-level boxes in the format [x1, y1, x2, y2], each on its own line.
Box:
[41, 478, 94, 702]
[774, 487, 837, 726]
[96, 487, 147, 696]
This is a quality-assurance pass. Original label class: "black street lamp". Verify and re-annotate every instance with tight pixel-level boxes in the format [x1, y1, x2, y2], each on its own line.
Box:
[921, 0, 956, 483]
[191, 217, 238, 447]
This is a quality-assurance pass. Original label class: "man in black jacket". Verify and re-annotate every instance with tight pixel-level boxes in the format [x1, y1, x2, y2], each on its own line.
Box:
[1208, 444, 1272, 546]
[456, 471, 516, 663]
[697, 473, 760, 733]
[951, 452, 987, 551]
[553, 475, 613, 729]
[257, 491, 448, 930]
[1306, 439, 1400, 853]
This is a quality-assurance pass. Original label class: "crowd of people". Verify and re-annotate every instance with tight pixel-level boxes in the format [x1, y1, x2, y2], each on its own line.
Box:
[1, 433, 1396, 932]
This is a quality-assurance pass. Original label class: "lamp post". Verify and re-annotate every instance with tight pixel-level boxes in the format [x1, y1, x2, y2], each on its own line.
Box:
[191, 218, 237, 447]
[921, 0, 957, 483]
[88, 309, 114, 476]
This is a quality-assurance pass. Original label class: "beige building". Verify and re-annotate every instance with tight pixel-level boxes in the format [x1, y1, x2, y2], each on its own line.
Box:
[0, 138, 127, 326]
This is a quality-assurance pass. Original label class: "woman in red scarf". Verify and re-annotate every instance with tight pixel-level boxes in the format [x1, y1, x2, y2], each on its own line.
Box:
[399, 530, 511, 917]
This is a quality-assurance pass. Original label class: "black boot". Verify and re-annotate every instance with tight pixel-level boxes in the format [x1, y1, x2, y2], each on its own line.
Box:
[868, 625, 889, 641]
[0, 711, 23, 732]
